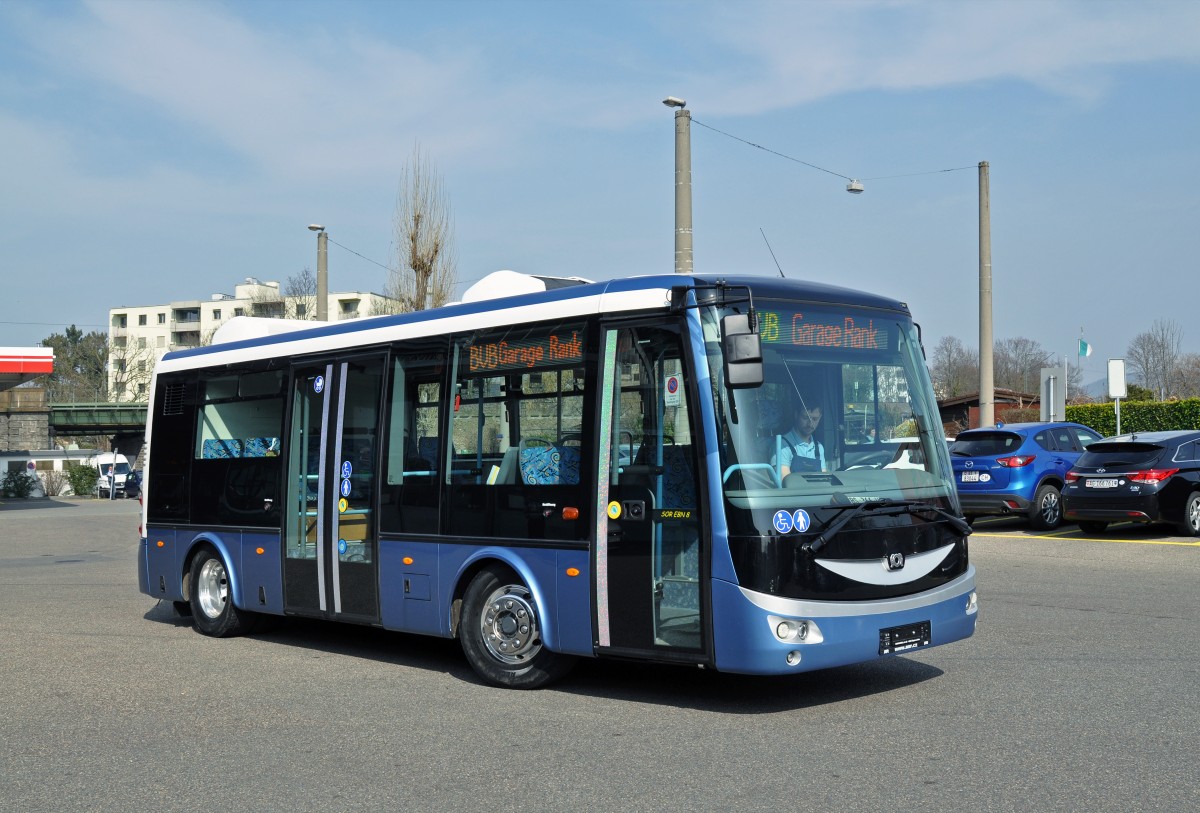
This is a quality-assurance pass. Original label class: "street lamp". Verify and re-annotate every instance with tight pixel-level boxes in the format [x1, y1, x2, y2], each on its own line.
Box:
[663, 96, 692, 275]
[977, 161, 994, 427]
[308, 224, 328, 321]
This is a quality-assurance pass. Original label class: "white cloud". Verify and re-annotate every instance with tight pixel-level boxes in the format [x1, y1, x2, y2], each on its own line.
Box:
[21, 1, 533, 180]
[688, 0, 1200, 114]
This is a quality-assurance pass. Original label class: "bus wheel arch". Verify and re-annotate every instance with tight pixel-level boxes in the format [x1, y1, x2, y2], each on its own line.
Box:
[458, 563, 574, 689]
[187, 544, 254, 638]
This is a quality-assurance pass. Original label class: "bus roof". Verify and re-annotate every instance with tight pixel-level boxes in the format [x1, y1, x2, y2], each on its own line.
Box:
[156, 272, 910, 373]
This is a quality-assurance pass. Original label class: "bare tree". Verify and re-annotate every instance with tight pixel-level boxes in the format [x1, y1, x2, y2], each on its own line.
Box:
[283, 267, 318, 320]
[384, 145, 458, 313]
[929, 336, 978, 399]
[1175, 352, 1200, 399]
[1127, 319, 1183, 400]
[994, 337, 1052, 395]
[108, 338, 157, 402]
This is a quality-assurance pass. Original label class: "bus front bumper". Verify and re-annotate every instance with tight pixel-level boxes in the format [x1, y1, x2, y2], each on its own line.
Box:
[710, 567, 978, 675]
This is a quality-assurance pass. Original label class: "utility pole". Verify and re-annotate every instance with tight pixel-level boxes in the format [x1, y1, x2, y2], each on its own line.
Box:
[309, 224, 329, 321]
[978, 161, 994, 428]
[664, 97, 693, 275]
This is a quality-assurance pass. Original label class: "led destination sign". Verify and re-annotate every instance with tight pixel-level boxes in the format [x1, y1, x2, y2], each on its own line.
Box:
[467, 329, 585, 373]
[758, 309, 891, 351]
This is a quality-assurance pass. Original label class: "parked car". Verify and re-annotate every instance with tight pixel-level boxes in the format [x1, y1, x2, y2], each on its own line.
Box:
[1062, 430, 1200, 536]
[949, 421, 1103, 529]
[848, 437, 953, 471]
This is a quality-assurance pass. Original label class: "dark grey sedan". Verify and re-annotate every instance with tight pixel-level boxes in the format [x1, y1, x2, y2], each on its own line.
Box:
[1062, 430, 1200, 536]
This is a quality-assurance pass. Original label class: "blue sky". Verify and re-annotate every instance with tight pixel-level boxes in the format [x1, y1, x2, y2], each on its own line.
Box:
[2, 0, 1198, 384]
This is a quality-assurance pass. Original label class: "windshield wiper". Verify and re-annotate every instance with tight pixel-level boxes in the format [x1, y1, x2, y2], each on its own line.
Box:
[805, 499, 971, 554]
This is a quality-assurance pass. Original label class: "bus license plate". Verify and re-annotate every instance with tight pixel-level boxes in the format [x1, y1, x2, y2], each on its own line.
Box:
[1086, 479, 1120, 489]
[879, 621, 931, 655]
[960, 471, 980, 483]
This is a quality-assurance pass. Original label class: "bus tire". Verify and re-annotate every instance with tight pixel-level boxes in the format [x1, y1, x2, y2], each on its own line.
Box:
[189, 548, 253, 637]
[459, 566, 574, 689]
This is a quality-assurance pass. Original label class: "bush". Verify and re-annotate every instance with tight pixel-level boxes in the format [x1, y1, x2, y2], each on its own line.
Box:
[1066, 398, 1200, 437]
[41, 469, 68, 497]
[2, 470, 40, 498]
[66, 463, 100, 497]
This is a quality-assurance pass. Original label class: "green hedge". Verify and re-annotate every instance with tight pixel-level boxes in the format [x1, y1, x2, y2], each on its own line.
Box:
[66, 463, 99, 497]
[1066, 399, 1200, 437]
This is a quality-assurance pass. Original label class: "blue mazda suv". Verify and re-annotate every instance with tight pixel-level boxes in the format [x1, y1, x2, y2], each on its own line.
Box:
[949, 421, 1103, 529]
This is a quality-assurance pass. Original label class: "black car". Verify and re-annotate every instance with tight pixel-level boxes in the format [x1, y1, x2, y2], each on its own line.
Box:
[1062, 430, 1200, 536]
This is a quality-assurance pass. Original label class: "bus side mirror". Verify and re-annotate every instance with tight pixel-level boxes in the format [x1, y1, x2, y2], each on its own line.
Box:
[722, 314, 763, 389]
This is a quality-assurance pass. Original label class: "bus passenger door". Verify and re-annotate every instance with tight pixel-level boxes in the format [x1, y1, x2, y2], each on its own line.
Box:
[284, 356, 385, 622]
[595, 323, 707, 658]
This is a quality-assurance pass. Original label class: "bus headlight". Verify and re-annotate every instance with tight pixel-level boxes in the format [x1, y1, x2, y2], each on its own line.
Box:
[769, 617, 823, 643]
[775, 620, 808, 641]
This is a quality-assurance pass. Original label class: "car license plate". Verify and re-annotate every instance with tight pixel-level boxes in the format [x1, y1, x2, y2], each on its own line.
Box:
[1085, 478, 1120, 489]
[879, 621, 931, 655]
[960, 471, 980, 483]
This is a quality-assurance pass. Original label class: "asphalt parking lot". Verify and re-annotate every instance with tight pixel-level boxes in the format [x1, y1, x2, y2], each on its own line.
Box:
[1, 497, 1197, 812]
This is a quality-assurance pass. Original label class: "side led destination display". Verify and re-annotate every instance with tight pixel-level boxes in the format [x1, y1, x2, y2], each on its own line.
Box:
[467, 328, 585, 373]
[757, 309, 893, 352]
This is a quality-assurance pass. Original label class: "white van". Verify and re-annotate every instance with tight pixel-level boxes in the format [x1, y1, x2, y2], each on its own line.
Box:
[90, 452, 131, 495]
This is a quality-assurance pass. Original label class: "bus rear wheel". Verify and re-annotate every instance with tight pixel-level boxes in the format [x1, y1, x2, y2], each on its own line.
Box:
[189, 548, 254, 637]
[459, 566, 574, 689]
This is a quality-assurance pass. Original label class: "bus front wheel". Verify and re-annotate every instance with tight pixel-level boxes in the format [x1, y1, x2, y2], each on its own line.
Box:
[189, 548, 254, 637]
[459, 566, 574, 689]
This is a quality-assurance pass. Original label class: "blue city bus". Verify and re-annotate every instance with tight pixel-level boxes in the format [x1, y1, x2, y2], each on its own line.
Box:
[138, 271, 977, 688]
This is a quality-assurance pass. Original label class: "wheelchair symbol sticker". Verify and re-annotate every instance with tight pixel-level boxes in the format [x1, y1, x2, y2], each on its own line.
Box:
[772, 510, 794, 534]
[341, 461, 352, 480]
[313, 375, 324, 394]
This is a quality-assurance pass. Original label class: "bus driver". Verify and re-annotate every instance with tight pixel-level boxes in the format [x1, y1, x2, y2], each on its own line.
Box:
[774, 397, 826, 478]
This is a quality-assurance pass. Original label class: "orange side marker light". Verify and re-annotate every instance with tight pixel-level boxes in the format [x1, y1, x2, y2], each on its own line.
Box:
[562, 506, 580, 520]
[403, 556, 414, 565]
[566, 567, 580, 577]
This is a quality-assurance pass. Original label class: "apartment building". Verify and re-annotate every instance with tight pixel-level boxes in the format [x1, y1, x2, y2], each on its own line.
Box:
[108, 278, 395, 401]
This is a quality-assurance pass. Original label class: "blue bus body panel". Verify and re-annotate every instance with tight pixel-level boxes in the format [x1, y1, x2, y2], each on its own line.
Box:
[377, 540, 593, 657]
[710, 567, 977, 675]
[140, 526, 283, 614]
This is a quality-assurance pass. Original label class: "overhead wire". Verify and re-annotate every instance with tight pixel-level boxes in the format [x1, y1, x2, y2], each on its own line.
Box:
[691, 117, 974, 184]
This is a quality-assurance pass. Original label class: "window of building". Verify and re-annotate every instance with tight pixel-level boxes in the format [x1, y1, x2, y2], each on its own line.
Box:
[213, 309, 222, 320]
[157, 313, 166, 324]
[138, 314, 147, 326]
[234, 308, 245, 317]
[157, 336, 165, 348]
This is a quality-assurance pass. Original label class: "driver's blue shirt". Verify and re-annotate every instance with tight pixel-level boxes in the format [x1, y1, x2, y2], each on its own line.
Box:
[773, 430, 826, 473]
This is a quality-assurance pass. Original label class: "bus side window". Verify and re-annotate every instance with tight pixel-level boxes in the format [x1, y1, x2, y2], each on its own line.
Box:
[380, 351, 442, 535]
[445, 325, 590, 541]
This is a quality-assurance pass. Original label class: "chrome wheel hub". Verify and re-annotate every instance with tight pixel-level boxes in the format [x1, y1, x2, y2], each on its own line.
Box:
[480, 586, 541, 664]
[1041, 491, 1060, 523]
[197, 558, 229, 620]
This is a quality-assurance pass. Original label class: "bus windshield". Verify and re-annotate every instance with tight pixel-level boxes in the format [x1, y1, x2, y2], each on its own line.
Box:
[707, 299, 957, 533]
